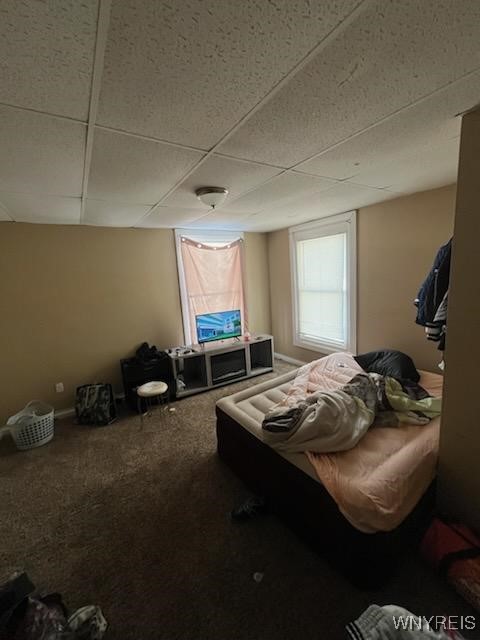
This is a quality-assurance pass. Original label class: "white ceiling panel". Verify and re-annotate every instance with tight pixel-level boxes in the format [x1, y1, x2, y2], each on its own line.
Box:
[0, 0, 98, 121]
[0, 106, 86, 196]
[136, 206, 207, 229]
[0, 192, 81, 224]
[350, 137, 460, 192]
[219, 0, 480, 167]
[246, 213, 298, 233]
[246, 183, 397, 231]
[222, 171, 337, 214]
[180, 209, 253, 230]
[0, 1, 478, 231]
[88, 129, 205, 205]
[97, 0, 361, 148]
[84, 199, 151, 227]
[296, 71, 480, 179]
[163, 155, 282, 210]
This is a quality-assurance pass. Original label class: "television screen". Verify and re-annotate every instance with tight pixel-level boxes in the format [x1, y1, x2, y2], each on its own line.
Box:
[196, 310, 242, 344]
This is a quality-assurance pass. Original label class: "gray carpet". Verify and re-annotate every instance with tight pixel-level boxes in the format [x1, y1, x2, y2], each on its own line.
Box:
[1, 362, 477, 640]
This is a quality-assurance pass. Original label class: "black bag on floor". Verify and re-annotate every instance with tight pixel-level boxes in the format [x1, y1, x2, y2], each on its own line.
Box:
[75, 384, 116, 426]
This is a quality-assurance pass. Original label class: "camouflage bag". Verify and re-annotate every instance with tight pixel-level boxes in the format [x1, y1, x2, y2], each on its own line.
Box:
[75, 384, 116, 426]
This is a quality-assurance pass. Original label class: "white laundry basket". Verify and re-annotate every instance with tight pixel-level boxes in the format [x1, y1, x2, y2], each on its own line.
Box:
[1, 401, 54, 450]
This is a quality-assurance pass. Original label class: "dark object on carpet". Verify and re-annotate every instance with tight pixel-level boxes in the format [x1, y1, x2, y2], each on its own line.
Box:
[75, 384, 117, 427]
[354, 349, 420, 383]
[421, 518, 480, 613]
[0, 572, 34, 629]
[0, 572, 107, 640]
[231, 496, 268, 522]
[216, 405, 434, 590]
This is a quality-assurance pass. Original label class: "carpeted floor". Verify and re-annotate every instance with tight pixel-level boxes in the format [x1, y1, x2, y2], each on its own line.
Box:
[1, 361, 478, 640]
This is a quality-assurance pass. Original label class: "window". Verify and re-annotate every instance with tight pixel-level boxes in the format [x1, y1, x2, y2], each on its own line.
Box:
[175, 229, 247, 345]
[289, 211, 356, 354]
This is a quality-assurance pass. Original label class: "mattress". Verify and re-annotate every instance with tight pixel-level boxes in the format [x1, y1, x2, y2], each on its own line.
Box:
[216, 367, 319, 480]
[216, 357, 443, 533]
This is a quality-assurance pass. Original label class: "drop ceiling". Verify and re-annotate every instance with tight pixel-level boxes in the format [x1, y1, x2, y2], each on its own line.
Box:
[0, 0, 479, 232]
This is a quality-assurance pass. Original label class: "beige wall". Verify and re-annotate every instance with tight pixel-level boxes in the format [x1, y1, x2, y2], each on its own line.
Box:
[357, 185, 455, 371]
[244, 232, 271, 336]
[268, 184, 456, 370]
[438, 110, 480, 531]
[0, 224, 270, 421]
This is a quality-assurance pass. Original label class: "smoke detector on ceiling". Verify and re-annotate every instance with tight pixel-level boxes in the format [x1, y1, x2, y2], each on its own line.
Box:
[195, 186, 229, 209]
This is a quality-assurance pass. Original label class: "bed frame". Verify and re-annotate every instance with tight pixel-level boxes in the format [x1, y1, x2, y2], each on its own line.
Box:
[216, 405, 436, 588]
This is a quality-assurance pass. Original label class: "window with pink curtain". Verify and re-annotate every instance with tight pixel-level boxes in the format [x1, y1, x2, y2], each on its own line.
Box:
[179, 235, 247, 345]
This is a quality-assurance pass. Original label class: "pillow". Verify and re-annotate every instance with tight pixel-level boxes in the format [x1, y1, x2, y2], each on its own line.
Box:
[354, 349, 420, 382]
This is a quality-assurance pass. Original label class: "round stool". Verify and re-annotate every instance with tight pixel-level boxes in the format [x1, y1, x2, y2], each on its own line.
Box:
[136, 381, 169, 426]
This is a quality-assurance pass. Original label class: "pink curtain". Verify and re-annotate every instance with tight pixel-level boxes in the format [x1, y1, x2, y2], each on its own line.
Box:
[181, 237, 247, 344]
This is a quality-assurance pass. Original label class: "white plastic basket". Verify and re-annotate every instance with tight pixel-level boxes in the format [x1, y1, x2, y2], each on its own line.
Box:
[1, 401, 54, 450]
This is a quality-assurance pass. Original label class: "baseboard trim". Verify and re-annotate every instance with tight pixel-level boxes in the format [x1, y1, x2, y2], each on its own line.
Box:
[274, 352, 306, 366]
[55, 407, 76, 419]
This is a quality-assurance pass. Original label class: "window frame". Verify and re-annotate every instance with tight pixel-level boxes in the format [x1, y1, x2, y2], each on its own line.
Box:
[289, 211, 357, 355]
[174, 228, 245, 345]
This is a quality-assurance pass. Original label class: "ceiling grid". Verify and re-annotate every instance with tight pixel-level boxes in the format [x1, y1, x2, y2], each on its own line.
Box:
[0, 0, 479, 231]
[79, 0, 113, 223]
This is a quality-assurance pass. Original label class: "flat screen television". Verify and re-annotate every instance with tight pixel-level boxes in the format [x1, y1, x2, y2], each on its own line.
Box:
[195, 309, 242, 344]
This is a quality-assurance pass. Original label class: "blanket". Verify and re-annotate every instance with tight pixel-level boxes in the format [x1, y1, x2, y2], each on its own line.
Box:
[282, 352, 363, 405]
[261, 371, 441, 454]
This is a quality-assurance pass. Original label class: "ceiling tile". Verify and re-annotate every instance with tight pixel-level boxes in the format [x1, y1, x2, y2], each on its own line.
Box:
[97, 0, 361, 148]
[163, 155, 281, 210]
[0, 106, 86, 196]
[0, 192, 81, 224]
[349, 137, 460, 192]
[223, 171, 337, 214]
[0, 0, 98, 120]
[136, 206, 206, 229]
[180, 209, 253, 230]
[246, 183, 397, 231]
[245, 215, 297, 233]
[219, 0, 480, 166]
[88, 129, 205, 205]
[83, 200, 152, 227]
[296, 70, 480, 180]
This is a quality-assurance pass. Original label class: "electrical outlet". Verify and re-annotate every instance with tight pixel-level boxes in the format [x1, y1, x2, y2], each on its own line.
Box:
[55, 382, 64, 393]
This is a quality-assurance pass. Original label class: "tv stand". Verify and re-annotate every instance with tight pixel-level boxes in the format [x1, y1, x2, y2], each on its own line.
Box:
[166, 335, 274, 398]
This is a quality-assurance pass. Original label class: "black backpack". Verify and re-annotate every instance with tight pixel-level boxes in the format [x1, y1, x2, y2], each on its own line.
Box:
[75, 383, 117, 426]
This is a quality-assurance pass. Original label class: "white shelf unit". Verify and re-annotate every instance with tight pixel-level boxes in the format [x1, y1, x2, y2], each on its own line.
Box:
[167, 335, 274, 398]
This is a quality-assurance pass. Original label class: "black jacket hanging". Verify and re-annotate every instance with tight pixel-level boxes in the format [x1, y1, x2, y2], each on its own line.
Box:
[414, 238, 451, 327]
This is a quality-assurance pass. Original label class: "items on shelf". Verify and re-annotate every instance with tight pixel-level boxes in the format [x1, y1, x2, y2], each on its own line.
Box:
[120, 342, 174, 413]
[167, 334, 274, 399]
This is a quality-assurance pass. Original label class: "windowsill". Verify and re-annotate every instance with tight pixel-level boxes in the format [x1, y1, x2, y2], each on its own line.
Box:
[293, 337, 352, 355]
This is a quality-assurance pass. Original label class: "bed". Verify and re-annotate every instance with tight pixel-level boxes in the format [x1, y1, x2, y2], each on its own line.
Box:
[216, 353, 443, 587]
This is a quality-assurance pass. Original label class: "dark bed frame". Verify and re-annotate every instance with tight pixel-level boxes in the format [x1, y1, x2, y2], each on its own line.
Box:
[216, 406, 436, 588]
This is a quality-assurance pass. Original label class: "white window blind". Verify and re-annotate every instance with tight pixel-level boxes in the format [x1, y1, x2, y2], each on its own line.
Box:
[290, 212, 356, 354]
